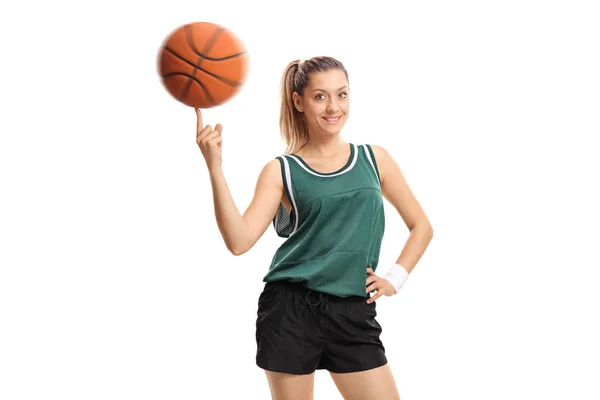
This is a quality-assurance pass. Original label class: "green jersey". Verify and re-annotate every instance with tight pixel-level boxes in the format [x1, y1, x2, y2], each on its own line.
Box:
[263, 143, 385, 298]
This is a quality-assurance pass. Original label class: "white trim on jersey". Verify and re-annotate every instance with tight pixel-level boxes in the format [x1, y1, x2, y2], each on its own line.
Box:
[280, 156, 299, 236]
[288, 143, 359, 177]
[361, 144, 381, 185]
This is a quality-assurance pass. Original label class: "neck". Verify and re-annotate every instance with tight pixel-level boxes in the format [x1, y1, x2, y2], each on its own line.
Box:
[298, 135, 348, 158]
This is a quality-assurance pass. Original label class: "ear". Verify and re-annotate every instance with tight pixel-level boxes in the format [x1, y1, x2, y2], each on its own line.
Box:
[292, 92, 303, 112]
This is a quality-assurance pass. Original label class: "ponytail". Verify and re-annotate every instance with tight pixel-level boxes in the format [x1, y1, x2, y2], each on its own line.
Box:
[279, 60, 308, 155]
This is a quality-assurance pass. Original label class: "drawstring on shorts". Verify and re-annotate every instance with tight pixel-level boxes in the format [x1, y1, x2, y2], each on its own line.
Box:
[304, 290, 328, 313]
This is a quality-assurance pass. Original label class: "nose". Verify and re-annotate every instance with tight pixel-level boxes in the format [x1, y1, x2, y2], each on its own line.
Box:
[326, 98, 340, 114]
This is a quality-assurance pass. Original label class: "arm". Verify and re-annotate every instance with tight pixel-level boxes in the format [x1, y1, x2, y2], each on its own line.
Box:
[209, 159, 283, 255]
[371, 145, 434, 274]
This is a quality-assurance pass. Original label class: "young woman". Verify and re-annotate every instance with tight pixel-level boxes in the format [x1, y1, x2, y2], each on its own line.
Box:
[196, 56, 433, 400]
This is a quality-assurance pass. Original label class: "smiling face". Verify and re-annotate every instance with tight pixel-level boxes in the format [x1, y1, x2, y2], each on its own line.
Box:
[293, 69, 350, 136]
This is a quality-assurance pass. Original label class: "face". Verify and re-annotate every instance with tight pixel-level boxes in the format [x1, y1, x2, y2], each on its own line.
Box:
[293, 69, 349, 135]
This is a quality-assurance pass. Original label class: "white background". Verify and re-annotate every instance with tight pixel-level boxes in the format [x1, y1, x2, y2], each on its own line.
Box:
[1, 0, 599, 399]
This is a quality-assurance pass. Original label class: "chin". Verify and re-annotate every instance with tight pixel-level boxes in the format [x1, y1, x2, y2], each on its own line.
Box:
[326, 123, 346, 134]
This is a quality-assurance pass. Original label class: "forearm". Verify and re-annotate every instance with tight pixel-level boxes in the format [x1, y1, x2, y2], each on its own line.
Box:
[208, 167, 249, 254]
[394, 223, 434, 274]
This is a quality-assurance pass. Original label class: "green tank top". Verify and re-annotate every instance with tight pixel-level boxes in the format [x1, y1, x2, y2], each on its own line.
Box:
[263, 143, 385, 298]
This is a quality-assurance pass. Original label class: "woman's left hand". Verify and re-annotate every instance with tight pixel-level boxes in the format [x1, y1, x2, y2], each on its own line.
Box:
[366, 267, 396, 303]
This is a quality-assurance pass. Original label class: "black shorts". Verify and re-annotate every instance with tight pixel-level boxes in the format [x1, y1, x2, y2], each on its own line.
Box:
[255, 279, 387, 374]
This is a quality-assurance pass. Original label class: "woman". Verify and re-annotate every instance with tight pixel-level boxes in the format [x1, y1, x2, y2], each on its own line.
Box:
[196, 56, 433, 400]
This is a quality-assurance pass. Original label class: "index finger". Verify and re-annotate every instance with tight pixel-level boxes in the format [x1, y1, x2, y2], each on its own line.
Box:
[195, 108, 203, 133]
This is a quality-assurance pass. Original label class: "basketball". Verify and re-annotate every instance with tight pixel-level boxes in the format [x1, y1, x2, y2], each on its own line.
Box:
[157, 22, 249, 108]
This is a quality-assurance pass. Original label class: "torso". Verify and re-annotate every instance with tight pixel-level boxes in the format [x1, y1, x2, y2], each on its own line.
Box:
[267, 142, 385, 297]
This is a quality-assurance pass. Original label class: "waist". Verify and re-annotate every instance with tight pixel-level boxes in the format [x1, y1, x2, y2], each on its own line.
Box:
[265, 279, 371, 302]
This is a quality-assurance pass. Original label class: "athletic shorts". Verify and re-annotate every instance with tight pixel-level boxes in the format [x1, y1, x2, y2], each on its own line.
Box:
[255, 279, 387, 374]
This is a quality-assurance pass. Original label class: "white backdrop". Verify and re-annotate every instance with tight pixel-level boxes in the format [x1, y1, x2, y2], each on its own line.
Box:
[1, 0, 599, 399]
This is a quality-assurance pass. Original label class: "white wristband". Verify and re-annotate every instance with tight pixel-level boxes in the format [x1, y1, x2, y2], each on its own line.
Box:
[383, 263, 409, 294]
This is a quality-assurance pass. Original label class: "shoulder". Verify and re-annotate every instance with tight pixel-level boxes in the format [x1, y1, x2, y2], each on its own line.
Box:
[361, 143, 391, 161]
[262, 157, 283, 175]
[366, 144, 393, 182]
[368, 144, 390, 159]
[256, 157, 284, 186]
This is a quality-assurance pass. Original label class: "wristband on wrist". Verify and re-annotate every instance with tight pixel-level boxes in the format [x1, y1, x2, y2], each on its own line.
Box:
[383, 263, 409, 294]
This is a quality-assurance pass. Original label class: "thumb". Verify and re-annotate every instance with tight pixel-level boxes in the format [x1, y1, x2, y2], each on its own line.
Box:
[215, 123, 223, 135]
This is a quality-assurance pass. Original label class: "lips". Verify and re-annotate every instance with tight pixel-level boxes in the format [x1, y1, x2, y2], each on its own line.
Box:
[322, 116, 342, 124]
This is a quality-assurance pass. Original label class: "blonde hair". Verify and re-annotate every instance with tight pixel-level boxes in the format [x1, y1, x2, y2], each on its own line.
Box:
[279, 56, 349, 155]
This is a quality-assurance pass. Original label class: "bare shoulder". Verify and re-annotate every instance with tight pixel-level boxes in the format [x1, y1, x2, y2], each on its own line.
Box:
[259, 158, 283, 183]
[253, 157, 284, 195]
[369, 144, 387, 155]
[369, 144, 393, 183]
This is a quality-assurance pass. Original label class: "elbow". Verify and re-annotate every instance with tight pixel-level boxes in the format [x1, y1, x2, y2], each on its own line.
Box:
[227, 229, 252, 256]
[228, 240, 250, 256]
[411, 221, 433, 237]
[227, 244, 244, 256]
[425, 224, 434, 238]
[230, 246, 247, 256]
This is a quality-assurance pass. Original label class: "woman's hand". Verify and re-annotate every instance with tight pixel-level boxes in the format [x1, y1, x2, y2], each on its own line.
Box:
[195, 108, 223, 171]
[366, 267, 396, 303]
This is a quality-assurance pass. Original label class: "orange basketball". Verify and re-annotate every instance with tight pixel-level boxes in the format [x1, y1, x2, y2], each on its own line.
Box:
[157, 22, 249, 108]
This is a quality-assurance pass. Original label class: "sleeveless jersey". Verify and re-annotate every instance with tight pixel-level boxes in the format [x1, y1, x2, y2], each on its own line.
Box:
[262, 143, 385, 298]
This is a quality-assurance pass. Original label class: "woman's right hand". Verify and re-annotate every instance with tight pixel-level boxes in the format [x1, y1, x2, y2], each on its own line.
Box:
[195, 108, 223, 171]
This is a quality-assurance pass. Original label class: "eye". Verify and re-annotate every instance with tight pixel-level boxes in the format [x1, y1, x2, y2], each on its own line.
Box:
[315, 94, 325, 100]
[339, 92, 348, 99]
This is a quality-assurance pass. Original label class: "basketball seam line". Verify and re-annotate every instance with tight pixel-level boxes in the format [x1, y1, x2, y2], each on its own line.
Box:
[162, 46, 243, 87]
[162, 72, 212, 99]
[181, 25, 225, 105]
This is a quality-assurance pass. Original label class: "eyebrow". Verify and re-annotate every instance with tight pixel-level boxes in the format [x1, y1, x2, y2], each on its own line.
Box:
[312, 86, 348, 92]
